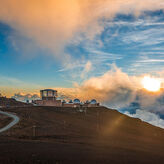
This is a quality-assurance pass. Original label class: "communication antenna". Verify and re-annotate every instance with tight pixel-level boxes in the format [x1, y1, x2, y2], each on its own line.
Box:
[32, 125, 37, 138]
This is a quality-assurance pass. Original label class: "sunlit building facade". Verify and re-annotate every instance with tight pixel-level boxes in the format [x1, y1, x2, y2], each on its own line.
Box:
[33, 89, 100, 107]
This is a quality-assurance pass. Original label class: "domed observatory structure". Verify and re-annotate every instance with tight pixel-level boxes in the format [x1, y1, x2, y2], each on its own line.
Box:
[90, 99, 97, 104]
[40, 89, 57, 101]
[73, 99, 81, 108]
[62, 99, 74, 107]
[73, 99, 80, 104]
[34, 89, 62, 106]
[88, 99, 99, 107]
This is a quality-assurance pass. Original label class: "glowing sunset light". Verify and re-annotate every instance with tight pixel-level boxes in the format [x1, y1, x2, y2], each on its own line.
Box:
[142, 76, 161, 92]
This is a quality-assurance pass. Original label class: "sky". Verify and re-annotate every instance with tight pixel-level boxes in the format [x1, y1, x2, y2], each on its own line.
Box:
[1, 0, 164, 128]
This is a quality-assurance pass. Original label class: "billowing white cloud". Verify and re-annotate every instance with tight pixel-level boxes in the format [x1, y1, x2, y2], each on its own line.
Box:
[72, 67, 164, 128]
[63, 66, 164, 115]
[75, 65, 142, 108]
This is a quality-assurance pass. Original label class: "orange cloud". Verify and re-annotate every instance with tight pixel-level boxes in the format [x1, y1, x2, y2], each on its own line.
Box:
[74, 66, 141, 107]
[0, 0, 164, 63]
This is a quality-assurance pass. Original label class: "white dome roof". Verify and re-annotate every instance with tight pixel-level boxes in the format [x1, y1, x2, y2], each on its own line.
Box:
[73, 99, 80, 104]
[90, 99, 97, 104]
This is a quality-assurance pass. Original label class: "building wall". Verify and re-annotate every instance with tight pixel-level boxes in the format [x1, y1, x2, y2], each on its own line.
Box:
[62, 103, 82, 108]
[34, 100, 99, 107]
[86, 103, 100, 107]
[34, 100, 62, 106]
[62, 103, 74, 107]
[34, 100, 43, 105]
[43, 100, 62, 106]
[42, 97, 56, 101]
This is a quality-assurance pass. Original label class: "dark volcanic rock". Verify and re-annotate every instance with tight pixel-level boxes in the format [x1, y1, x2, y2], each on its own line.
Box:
[0, 106, 164, 164]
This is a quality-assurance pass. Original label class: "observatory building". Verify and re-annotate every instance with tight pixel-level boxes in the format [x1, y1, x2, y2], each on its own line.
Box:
[34, 89, 62, 106]
[40, 89, 57, 100]
[33, 89, 100, 107]
[87, 99, 99, 107]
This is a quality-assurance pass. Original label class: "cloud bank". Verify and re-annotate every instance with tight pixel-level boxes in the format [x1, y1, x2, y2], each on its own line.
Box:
[12, 93, 40, 102]
[64, 66, 164, 128]
[77, 66, 164, 113]
[125, 110, 164, 129]
[76, 65, 142, 108]
[55, 65, 164, 115]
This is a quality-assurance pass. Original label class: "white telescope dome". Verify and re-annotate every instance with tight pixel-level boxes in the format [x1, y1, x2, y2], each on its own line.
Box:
[73, 99, 80, 104]
[90, 99, 97, 104]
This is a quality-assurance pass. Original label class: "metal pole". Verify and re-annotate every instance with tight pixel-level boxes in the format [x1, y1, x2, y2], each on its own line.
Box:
[32, 125, 36, 138]
[85, 107, 87, 115]
[63, 121, 66, 143]
[97, 111, 100, 132]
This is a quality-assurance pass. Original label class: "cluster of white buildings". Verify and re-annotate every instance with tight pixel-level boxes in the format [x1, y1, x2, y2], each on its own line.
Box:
[33, 89, 99, 107]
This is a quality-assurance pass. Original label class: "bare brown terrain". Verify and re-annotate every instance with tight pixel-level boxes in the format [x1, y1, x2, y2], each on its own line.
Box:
[0, 97, 32, 107]
[0, 114, 12, 129]
[0, 106, 164, 164]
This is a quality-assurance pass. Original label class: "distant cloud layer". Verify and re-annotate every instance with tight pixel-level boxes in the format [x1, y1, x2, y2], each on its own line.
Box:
[12, 93, 40, 102]
[125, 110, 164, 129]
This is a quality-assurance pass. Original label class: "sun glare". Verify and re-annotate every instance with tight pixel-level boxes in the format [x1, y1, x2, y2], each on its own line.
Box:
[142, 76, 161, 92]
